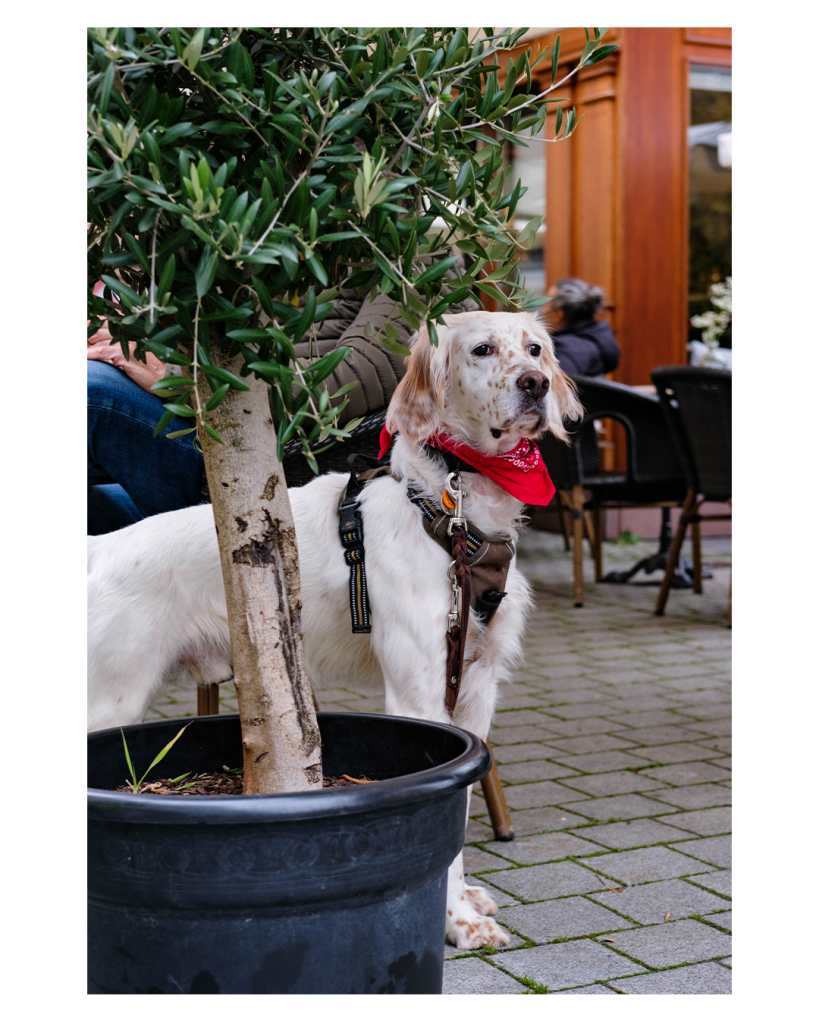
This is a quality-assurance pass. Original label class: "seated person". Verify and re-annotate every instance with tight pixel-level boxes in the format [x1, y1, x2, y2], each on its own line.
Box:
[544, 278, 620, 377]
[87, 322, 206, 536]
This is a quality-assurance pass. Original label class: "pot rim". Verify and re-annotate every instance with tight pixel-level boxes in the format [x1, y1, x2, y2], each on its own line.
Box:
[88, 712, 491, 825]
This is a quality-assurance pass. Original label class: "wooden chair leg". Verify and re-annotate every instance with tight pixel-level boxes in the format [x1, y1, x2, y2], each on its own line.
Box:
[654, 491, 697, 616]
[565, 486, 585, 607]
[197, 683, 221, 716]
[480, 740, 514, 841]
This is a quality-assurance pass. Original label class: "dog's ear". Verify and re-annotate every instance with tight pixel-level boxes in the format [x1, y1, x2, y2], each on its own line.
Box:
[386, 324, 442, 443]
[545, 366, 583, 442]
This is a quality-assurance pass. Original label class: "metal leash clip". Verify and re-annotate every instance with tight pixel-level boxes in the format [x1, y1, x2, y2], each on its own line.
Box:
[447, 560, 461, 630]
[443, 471, 467, 535]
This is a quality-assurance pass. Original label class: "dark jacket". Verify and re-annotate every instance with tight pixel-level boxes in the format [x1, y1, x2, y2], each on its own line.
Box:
[551, 318, 620, 377]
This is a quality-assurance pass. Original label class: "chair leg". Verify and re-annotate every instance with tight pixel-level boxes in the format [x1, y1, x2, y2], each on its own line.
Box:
[570, 486, 585, 607]
[691, 517, 703, 593]
[591, 505, 604, 581]
[480, 740, 514, 841]
[654, 491, 697, 616]
[197, 683, 221, 716]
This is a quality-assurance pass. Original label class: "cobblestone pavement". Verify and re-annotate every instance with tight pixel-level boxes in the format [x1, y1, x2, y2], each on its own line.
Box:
[146, 527, 732, 995]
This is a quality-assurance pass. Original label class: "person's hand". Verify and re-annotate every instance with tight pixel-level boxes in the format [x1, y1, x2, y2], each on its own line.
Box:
[88, 327, 167, 392]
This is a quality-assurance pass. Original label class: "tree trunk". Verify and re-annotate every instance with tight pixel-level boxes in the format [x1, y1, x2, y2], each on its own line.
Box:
[198, 353, 322, 795]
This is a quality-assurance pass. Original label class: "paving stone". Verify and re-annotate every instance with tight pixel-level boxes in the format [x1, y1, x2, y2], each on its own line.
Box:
[675, 701, 731, 720]
[639, 761, 732, 786]
[584, 668, 657, 685]
[464, 846, 518, 873]
[442, 957, 528, 994]
[668, 835, 732, 869]
[687, 869, 731, 897]
[490, 724, 563, 745]
[702, 911, 731, 932]
[539, 717, 627, 737]
[547, 733, 637, 754]
[552, 983, 618, 993]
[542, 701, 619, 720]
[626, 742, 730, 764]
[609, 724, 711, 746]
[560, 793, 679, 822]
[464, 874, 521, 910]
[601, 710, 696, 729]
[498, 895, 633, 943]
[610, 961, 732, 994]
[562, 770, 671, 798]
[465, 818, 496, 842]
[644, 783, 731, 810]
[591, 877, 730, 924]
[492, 742, 568, 763]
[492, 710, 555, 728]
[487, 860, 615, 902]
[578, 847, 710, 886]
[493, 938, 640, 991]
[503, 780, 590, 810]
[680, 719, 731, 738]
[546, 750, 656, 774]
[656, 807, 731, 836]
[704, 736, 732, 753]
[608, 918, 731, 968]
[489, 806, 593, 835]
[483, 831, 607, 865]
[497, 760, 580, 784]
[571, 818, 695, 850]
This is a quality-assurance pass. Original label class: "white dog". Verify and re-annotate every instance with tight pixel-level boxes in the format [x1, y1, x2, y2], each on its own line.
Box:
[87, 309, 581, 949]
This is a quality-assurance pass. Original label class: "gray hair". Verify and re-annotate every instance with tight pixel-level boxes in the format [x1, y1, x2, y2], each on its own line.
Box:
[551, 278, 605, 326]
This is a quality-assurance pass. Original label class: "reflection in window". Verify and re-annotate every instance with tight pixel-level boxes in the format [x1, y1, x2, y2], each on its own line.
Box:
[688, 66, 731, 344]
[507, 121, 546, 298]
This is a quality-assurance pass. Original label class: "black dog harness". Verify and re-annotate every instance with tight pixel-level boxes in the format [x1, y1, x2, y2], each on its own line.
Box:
[337, 453, 516, 714]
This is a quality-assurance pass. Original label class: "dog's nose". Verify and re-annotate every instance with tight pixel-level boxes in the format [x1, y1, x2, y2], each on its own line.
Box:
[516, 372, 550, 398]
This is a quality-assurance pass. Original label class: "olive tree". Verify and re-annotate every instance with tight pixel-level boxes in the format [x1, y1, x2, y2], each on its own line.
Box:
[87, 27, 616, 794]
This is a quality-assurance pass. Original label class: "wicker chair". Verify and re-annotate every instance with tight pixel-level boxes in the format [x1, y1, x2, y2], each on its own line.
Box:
[650, 366, 732, 621]
[538, 374, 688, 607]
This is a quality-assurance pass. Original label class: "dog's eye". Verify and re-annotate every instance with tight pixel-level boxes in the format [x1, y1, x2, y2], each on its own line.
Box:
[472, 344, 493, 357]
[528, 344, 542, 357]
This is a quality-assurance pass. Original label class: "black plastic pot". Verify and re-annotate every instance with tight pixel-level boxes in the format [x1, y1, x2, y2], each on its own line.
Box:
[88, 712, 491, 994]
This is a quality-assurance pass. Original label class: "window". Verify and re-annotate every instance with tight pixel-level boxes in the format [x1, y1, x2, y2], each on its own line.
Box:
[688, 65, 731, 342]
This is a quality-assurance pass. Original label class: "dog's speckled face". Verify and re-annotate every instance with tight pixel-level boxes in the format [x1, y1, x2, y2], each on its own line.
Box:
[387, 310, 582, 454]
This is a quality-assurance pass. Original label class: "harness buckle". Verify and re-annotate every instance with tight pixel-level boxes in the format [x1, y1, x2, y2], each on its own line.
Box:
[444, 471, 466, 535]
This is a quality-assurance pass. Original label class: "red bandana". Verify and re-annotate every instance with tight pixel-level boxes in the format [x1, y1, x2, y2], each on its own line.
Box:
[378, 427, 556, 506]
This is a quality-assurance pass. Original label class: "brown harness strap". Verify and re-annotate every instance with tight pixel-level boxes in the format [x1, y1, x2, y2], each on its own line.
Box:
[339, 462, 515, 719]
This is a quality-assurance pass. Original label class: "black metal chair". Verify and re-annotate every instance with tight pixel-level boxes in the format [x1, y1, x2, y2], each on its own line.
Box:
[538, 374, 689, 606]
[650, 366, 732, 622]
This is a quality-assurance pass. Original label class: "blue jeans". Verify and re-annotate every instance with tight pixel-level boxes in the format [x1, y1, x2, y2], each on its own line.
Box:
[87, 361, 206, 534]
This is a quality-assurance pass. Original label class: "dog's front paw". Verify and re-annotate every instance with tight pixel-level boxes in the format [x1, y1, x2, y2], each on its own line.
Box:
[465, 885, 498, 916]
[446, 912, 510, 950]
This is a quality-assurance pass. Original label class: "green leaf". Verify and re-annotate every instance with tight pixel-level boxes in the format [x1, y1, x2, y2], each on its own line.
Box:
[203, 422, 224, 444]
[306, 347, 350, 384]
[121, 729, 137, 790]
[182, 28, 205, 71]
[205, 384, 231, 411]
[152, 409, 176, 436]
[551, 35, 561, 83]
[142, 723, 193, 783]
[413, 255, 459, 287]
[195, 250, 219, 298]
[375, 334, 412, 357]
[165, 427, 197, 439]
[162, 402, 196, 418]
[202, 365, 251, 391]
